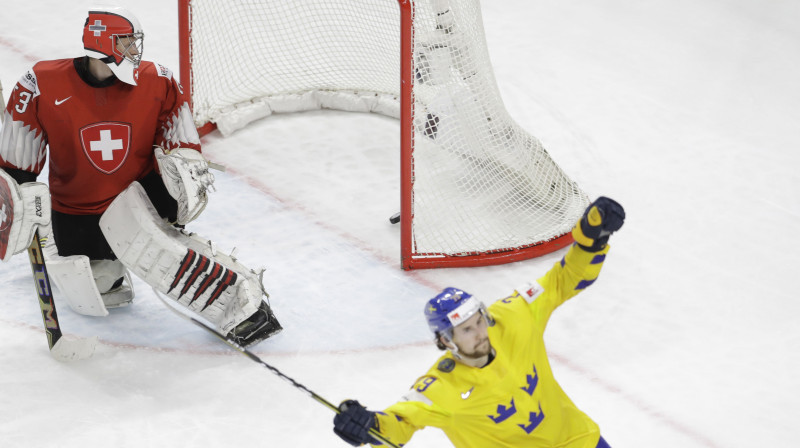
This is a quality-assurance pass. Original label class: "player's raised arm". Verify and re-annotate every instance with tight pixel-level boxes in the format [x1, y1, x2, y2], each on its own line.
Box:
[524, 196, 626, 320]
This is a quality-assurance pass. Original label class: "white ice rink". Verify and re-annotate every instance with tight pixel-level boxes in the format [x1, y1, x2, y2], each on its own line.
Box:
[1, 1, 798, 447]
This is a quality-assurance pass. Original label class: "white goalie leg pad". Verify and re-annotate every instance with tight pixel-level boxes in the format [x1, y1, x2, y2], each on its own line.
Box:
[99, 181, 262, 334]
[45, 253, 109, 317]
[42, 237, 134, 316]
[0, 169, 51, 262]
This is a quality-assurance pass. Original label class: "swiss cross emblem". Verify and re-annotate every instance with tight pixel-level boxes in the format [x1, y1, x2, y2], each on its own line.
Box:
[89, 20, 106, 36]
[0, 176, 15, 260]
[80, 122, 131, 174]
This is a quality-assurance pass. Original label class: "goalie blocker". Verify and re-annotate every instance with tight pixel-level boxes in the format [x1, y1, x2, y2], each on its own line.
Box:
[99, 182, 281, 346]
[0, 169, 50, 262]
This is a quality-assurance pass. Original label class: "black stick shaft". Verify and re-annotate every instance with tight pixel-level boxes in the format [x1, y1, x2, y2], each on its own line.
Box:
[27, 230, 63, 350]
[186, 316, 400, 448]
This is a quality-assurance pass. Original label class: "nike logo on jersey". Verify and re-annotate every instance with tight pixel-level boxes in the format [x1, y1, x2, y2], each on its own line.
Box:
[461, 387, 474, 400]
[54, 96, 72, 105]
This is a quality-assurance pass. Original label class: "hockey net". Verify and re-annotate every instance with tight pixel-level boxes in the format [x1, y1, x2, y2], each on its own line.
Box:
[178, 0, 589, 269]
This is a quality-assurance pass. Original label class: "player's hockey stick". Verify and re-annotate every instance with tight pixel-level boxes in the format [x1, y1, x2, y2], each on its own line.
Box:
[154, 291, 400, 448]
[28, 230, 97, 361]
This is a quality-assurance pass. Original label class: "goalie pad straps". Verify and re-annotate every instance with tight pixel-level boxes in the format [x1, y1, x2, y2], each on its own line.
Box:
[99, 181, 262, 334]
[0, 169, 50, 262]
[154, 147, 214, 225]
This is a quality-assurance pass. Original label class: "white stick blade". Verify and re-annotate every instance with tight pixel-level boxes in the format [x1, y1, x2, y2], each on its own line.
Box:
[50, 336, 98, 362]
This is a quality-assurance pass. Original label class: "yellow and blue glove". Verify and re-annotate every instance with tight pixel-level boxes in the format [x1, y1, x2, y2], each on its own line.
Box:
[572, 196, 625, 252]
[333, 400, 381, 446]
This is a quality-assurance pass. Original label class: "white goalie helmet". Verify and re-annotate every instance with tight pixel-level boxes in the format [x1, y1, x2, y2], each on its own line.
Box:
[82, 6, 144, 85]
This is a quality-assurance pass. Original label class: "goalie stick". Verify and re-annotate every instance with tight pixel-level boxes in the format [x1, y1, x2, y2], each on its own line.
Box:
[2, 86, 95, 361]
[154, 290, 401, 448]
[27, 230, 97, 361]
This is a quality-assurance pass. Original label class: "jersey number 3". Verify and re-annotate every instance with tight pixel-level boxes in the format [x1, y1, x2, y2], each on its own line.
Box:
[15, 91, 32, 114]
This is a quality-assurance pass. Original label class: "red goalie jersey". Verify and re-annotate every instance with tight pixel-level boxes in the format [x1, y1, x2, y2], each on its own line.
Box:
[0, 58, 201, 215]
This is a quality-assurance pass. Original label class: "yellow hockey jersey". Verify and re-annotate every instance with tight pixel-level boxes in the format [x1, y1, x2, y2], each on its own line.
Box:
[373, 244, 610, 448]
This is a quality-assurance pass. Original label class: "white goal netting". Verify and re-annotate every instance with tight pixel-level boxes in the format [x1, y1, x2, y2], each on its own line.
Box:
[182, 0, 589, 268]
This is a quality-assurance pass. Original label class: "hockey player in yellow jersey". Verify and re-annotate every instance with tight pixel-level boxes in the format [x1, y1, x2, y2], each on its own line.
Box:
[332, 197, 625, 448]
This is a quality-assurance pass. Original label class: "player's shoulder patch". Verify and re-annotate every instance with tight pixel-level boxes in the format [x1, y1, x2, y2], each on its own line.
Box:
[153, 62, 173, 79]
[517, 280, 545, 304]
[18, 67, 40, 96]
[437, 358, 456, 373]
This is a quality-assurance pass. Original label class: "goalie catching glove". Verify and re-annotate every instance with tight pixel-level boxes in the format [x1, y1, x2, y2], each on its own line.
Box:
[154, 147, 215, 225]
[572, 196, 625, 252]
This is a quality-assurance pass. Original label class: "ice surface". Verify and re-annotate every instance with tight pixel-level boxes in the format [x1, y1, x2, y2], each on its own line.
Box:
[1, 1, 798, 447]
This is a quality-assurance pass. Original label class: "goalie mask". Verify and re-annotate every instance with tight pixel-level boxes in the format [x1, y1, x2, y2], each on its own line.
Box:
[82, 6, 144, 85]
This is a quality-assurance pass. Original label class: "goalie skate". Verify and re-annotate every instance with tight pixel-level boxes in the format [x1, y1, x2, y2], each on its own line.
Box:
[228, 301, 282, 347]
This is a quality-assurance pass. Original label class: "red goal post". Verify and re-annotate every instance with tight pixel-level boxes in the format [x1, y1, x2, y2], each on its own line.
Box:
[178, 0, 588, 269]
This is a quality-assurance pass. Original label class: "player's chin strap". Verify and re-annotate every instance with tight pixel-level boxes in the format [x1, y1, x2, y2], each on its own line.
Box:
[437, 331, 462, 359]
[442, 337, 496, 367]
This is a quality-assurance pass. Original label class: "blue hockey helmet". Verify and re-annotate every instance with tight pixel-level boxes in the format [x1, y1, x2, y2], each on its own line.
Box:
[425, 287, 490, 336]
